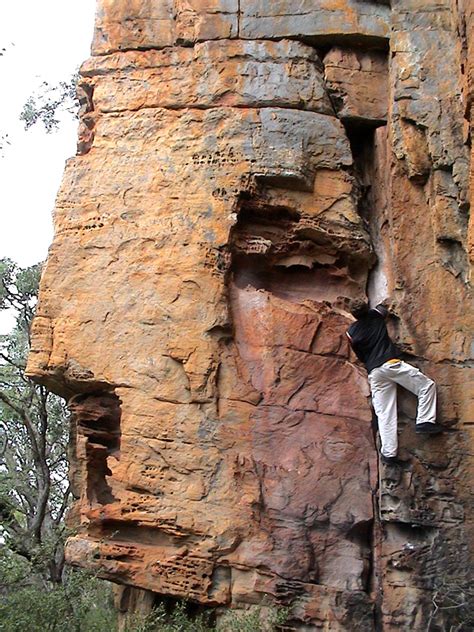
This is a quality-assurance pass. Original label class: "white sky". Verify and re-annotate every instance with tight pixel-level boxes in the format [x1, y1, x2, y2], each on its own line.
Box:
[0, 0, 97, 332]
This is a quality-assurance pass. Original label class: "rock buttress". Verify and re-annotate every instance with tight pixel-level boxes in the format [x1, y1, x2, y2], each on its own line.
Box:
[27, 1, 473, 629]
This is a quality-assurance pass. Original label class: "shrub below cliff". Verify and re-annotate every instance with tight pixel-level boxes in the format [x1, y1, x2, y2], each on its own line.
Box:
[0, 564, 116, 632]
[123, 601, 287, 632]
[0, 553, 287, 632]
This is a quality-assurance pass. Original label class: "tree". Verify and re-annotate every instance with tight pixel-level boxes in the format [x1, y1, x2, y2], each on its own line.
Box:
[0, 258, 70, 585]
[20, 74, 79, 133]
[0, 46, 77, 154]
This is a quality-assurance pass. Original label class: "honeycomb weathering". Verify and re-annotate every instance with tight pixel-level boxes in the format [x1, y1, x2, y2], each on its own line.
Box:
[27, 1, 473, 629]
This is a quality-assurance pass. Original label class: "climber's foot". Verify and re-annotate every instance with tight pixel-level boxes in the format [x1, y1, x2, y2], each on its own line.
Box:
[416, 422, 445, 434]
[381, 454, 408, 467]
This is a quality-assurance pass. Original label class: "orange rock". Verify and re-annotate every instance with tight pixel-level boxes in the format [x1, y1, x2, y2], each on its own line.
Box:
[27, 0, 473, 629]
[323, 47, 388, 124]
[82, 40, 333, 115]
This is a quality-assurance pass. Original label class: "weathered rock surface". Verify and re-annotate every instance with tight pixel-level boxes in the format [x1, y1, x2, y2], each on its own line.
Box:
[27, 0, 473, 629]
[239, 0, 390, 45]
[81, 40, 334, 115]
[92, 0, 390, 54]
[323, 47, 388, 124]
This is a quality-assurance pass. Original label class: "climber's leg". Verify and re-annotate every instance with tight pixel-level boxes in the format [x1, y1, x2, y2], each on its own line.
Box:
[368, 365, 399, 457]
[387, 360, 437, 426]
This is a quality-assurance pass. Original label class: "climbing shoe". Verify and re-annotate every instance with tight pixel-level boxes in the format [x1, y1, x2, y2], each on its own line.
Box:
[381, 454, 408, 467]
[416, 422, 445, 434]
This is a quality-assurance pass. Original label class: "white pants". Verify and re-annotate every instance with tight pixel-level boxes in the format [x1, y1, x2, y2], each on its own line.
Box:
[368, 360, 437, 457]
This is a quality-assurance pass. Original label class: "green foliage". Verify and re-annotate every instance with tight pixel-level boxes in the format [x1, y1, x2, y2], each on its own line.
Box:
[20, 74, 79, 133]
[123, 602, 288, 632]
[0, 562, 288, 632]
[0, 258, 70, 583]
[217, 606, 289, 632]
[217, 608, 263, 632]
[0, 252, 30, 309]
[123, 601, 214, 632]
[0, 567, 117, 632]
[0, 548, 31, 587]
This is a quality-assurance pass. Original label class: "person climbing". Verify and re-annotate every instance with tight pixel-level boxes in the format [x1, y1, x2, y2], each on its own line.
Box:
[345, 299, 444, 466]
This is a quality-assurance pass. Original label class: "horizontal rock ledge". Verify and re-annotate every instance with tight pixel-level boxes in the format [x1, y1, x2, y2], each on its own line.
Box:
[81, 39, 334, 114]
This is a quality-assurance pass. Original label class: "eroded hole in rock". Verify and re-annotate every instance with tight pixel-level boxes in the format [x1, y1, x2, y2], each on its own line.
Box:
[69, 391, 121, 505]
[230, 195, 365, 304]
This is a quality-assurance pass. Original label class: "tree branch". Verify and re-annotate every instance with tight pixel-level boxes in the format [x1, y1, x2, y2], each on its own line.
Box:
[0, 352, 26, 371]
[0, 390, 42, 463]
[54, 484, 71, 526]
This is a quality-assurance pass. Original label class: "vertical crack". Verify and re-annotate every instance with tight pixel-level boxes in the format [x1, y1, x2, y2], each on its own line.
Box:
[237, 0, 241, 38]
[344, 119, 388, 629]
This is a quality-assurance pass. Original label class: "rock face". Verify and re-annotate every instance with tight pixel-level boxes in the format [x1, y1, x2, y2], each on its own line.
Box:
[27, 1, 473, 629]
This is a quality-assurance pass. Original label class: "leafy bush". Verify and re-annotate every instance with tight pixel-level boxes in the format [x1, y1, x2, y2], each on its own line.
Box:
[124, 602, 288, 632]
[123, 600, 214, 632]
[217, 605, 289, 632]
[0, 567, 116, 632]
[0, 559, 288, 632]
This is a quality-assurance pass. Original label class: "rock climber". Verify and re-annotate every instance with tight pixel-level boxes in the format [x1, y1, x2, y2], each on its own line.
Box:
[345, 299, 444, 466]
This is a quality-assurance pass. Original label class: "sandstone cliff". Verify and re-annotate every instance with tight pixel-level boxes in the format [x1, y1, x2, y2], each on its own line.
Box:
[27, 1, 473, 629]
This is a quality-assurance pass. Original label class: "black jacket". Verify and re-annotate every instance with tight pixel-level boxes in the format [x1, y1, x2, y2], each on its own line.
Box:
[346, 305, 399, 373]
